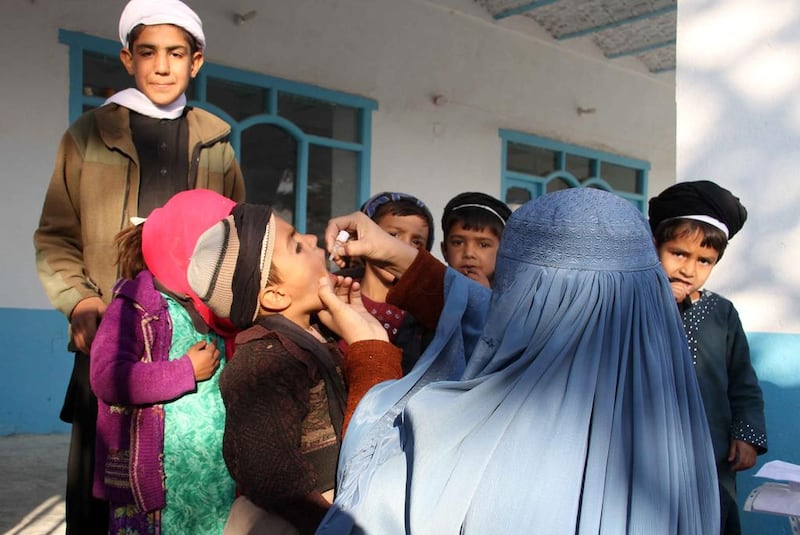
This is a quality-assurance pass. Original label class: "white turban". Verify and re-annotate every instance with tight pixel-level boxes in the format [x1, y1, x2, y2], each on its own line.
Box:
[118, 0, 206, 51]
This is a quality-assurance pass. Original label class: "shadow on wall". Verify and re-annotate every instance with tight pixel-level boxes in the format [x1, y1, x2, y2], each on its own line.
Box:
[678, 6, 800, 529]
[677, 2, 800, 333]
[739, 333, 800, 534]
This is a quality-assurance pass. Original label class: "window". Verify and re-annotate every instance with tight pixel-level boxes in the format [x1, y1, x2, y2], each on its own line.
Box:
[60, 30, 377, 236]
[500, 129, 650, 212]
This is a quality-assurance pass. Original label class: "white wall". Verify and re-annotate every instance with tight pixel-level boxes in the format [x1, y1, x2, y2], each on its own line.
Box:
[1, 0, 676, 310]
[677, 0, 800, 333]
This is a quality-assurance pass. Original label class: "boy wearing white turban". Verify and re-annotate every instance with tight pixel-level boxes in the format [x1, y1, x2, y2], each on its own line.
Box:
[33, 1, 244, 533]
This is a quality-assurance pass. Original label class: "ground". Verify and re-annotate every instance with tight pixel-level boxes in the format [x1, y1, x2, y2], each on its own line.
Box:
[0, 433, 67, 534]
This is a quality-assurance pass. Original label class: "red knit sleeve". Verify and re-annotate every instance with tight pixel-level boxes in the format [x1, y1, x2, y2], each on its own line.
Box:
[386, 249, 446, 331]
[342, 340, 402, 435]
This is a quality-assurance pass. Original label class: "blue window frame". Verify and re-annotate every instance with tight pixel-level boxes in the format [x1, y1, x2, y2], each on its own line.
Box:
[59, 29, 378, 236]
[500, 129, 650, 212]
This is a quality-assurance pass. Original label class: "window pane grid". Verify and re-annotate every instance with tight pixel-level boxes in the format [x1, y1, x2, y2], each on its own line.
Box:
[500, 130, 649, 212]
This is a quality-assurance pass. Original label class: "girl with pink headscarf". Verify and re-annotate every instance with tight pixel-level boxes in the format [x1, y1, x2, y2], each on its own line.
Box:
[90, 190, 237, 534]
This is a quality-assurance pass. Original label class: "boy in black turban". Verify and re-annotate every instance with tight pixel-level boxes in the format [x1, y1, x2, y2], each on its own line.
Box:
[649, 180, 767, 535]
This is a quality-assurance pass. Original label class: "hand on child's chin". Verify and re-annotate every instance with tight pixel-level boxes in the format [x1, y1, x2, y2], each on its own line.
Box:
[463, 269, 491, 289]
[670, 281, 691, 302]
[317, 276, 388, 344]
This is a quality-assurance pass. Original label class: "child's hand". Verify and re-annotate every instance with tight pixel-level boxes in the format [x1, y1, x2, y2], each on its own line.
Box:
[187, 340, 220, 382]
[728, 439, 757, 471]
[317, 275, 389, 344]
[461, 268, 492, 288]
[668, 279, 692, 303]
[71, 296, 107, 354]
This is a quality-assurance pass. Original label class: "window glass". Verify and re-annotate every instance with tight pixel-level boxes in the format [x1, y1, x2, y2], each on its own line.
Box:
[500, 130, 649, 212]
[506, 142, 557, 175]
[565, 154, 592, 181]
[602, 162, 642, 194]
[82, 51, 131, 98]
[306, 146, 358, 241]
[279, 93, 359, 142]
[207, 77, 268, 121]
[546, 177, 572, 193]
[505, 186, 532, 210]
[240, 124, 297, 220]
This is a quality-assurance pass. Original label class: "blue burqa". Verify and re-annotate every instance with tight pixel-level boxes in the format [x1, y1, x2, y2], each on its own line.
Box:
[317, 188, 719, 534]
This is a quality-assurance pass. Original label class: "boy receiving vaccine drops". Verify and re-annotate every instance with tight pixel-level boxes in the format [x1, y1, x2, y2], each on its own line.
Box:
[187, 203, 403, 535]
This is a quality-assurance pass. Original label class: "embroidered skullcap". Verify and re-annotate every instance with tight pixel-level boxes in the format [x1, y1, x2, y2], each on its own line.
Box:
[188, 204, 276, 329]
[119, 0, 206, 51]
[495, 187, 658, 277]
[442, 192, 512, 230]
[648, 180, 747, 239]
[360, 191, 435, 251]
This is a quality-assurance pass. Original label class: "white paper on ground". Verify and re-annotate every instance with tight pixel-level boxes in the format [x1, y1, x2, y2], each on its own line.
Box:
[745, 482, 800, 517]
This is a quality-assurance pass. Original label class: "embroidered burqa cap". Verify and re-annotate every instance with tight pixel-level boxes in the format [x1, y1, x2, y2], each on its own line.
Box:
[648, 180, 747, 239]
[319, 188, 720, 535]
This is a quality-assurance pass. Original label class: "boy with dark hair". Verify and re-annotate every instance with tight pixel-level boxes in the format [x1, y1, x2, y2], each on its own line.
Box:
[33, 1, 244, 532]
[440, 192, 511, 288]
[649, 180, 767, 535]
[338, 191, 435, 373]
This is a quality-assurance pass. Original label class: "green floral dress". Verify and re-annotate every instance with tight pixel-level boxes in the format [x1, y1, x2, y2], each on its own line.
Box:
[110, 295, 235, 534]
[161, 296, 235, 533]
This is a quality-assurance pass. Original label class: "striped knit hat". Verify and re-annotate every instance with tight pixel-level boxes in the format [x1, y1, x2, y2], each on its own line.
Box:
[188, 203, 276, 329]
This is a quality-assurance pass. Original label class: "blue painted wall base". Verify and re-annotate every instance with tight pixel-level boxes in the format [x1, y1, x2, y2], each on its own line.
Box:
[1, 308, 71, 435]
[739, 332, 800, 534]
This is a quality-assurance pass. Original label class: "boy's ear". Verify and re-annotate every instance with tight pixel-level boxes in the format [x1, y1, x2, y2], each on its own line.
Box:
[440, 241, 448, 263]
[259, 286, 292, 313]
[119, 48, 135, 76]
[190, 51, 204, 78]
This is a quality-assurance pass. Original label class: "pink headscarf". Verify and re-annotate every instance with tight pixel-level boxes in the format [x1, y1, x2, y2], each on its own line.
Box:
[142, 189, 236, 334]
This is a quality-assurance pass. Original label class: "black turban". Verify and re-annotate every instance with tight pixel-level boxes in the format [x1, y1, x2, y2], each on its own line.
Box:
[648, 180, 747, 239]
[441, 192, 512, 231]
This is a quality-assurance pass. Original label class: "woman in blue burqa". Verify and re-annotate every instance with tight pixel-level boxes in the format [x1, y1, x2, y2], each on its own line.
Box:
[318, 188, 719, 535]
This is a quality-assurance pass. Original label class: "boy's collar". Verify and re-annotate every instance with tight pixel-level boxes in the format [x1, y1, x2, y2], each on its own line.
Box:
[104, 88, 186, 119]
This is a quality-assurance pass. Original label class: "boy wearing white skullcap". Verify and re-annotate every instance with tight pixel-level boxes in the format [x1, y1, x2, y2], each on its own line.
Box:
[33, 1, 244, 533]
